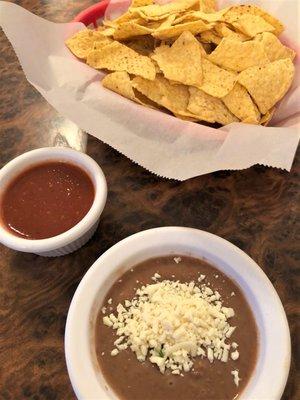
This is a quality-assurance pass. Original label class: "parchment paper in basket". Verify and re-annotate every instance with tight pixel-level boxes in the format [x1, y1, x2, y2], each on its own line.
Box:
[0, 0, 299, 180]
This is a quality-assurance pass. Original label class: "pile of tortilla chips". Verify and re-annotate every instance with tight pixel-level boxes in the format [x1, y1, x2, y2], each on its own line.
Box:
[66, 0, 296, 126]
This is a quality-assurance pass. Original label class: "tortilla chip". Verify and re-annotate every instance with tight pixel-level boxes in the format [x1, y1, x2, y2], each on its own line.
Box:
[152, 19, 213, 40]
[101, 27, 115, 37]
[113, 22, 153, 40]
[173, 9, 226, 24]
[260, 108, 275, 126]
[87, 41, 156, 80]
[222, 5, 284, 36]
[199, 0, 217, 13]
[222, 83, 260, 124]
[200, 58, 237, 98]
[214, 22, 249, 41]
[231, 14, 275, 38]
[102, 71, 159, 108]
[150, 57, 161, 73]
[208, 37, 269, 72]
[255, 32, 296, 62]
[132, 0, 199, 21]
[65, 30, 111, 59]
[174, 113, 199, 122]
[103, 20, 117, 28]
[131, 0, 153, 7]
[106, 11, 139, 27]
[132, 75, 191, 115]
[151, 31, 203, 87]
[93, 38, 113, 51]
[102, 71, 139, 102]
[199, 31, 221, 44]
[125, 35, 155, 55]
[158, 14, 177, 29]
[197, 40, 212, 54]
[238, 58, 295, 114]
[188, 87, 238, 124]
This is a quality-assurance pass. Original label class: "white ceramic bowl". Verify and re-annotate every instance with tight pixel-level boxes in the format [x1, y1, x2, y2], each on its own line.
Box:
[0, 147, 107, 256]
[65, 227, 291, 400]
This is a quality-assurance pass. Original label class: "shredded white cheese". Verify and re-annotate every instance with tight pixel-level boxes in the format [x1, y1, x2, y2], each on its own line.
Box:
[103, 279, 238, 376]
[231, 350, 239, 360]
[174, 257, 182, 264]
[197, 274, 206, 282]
[151, 273, 161, 281]
[231, 370, 241, 386]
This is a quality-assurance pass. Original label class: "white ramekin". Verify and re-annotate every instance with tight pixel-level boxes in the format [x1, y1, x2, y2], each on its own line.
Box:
[65, 227, 291, 400]
[0, 147, 107, 256]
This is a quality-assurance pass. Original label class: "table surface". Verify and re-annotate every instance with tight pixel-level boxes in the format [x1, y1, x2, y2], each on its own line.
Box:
[0, 1, 299, 399]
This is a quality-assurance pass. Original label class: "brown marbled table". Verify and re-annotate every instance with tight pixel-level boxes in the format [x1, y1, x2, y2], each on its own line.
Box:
[0, 1, 299, 399]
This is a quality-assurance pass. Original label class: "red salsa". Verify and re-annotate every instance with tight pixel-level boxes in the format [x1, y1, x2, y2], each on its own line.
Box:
[0, 161, 95, 239]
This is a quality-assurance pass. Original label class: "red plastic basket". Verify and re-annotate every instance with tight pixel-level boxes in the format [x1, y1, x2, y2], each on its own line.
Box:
[72, 0, 109, 27]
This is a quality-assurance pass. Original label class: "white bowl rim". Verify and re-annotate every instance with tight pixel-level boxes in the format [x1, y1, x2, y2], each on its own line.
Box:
[0, 147, 107, 253]
[65, 227, 291, 400]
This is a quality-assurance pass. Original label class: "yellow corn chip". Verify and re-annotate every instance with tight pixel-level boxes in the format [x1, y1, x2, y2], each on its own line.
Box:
[173, 9, 227, 24]
[113, 22, 153, 40]
[102, 71, 158, 109]
[150, 57, 161, 73]
[222, 83, 260, 124]
[158, 14, 177, 29]
[93, 38, 113, 51]
[260, 108, 275, 126]
[65, 30, 111, 59]
[103, 20, 117, 28]
[87, 41, 156, 80]
[132, 0, 199, 21]
[238, 58, 295, 114]
[174, 113, 199, 122]
[105, 11, 139, 27]
[199, 31, 221, 44]
[195, 38, 212, 54]
[198, 0, 217, 13]
[209, 37, 269, 72]
[231, 14, 275, 38]
[101, 27, 115, 37]
[152, 20, 213, 40]
[255, 32, 296, 62]
[151, 31, 203, 87]
[223, 5, 284, 36]
[132, 75, 191, 115]
[200, 58, 237, 98]
[102, 71, 139, 102]
[131, 0, 154, 7]
[125, 35, 155, 55]
[214, 22, 249, 41]
[188, 87, 238, 124]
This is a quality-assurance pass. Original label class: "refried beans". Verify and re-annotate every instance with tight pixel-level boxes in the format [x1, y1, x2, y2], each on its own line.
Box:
[96, 255, 258, 400]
